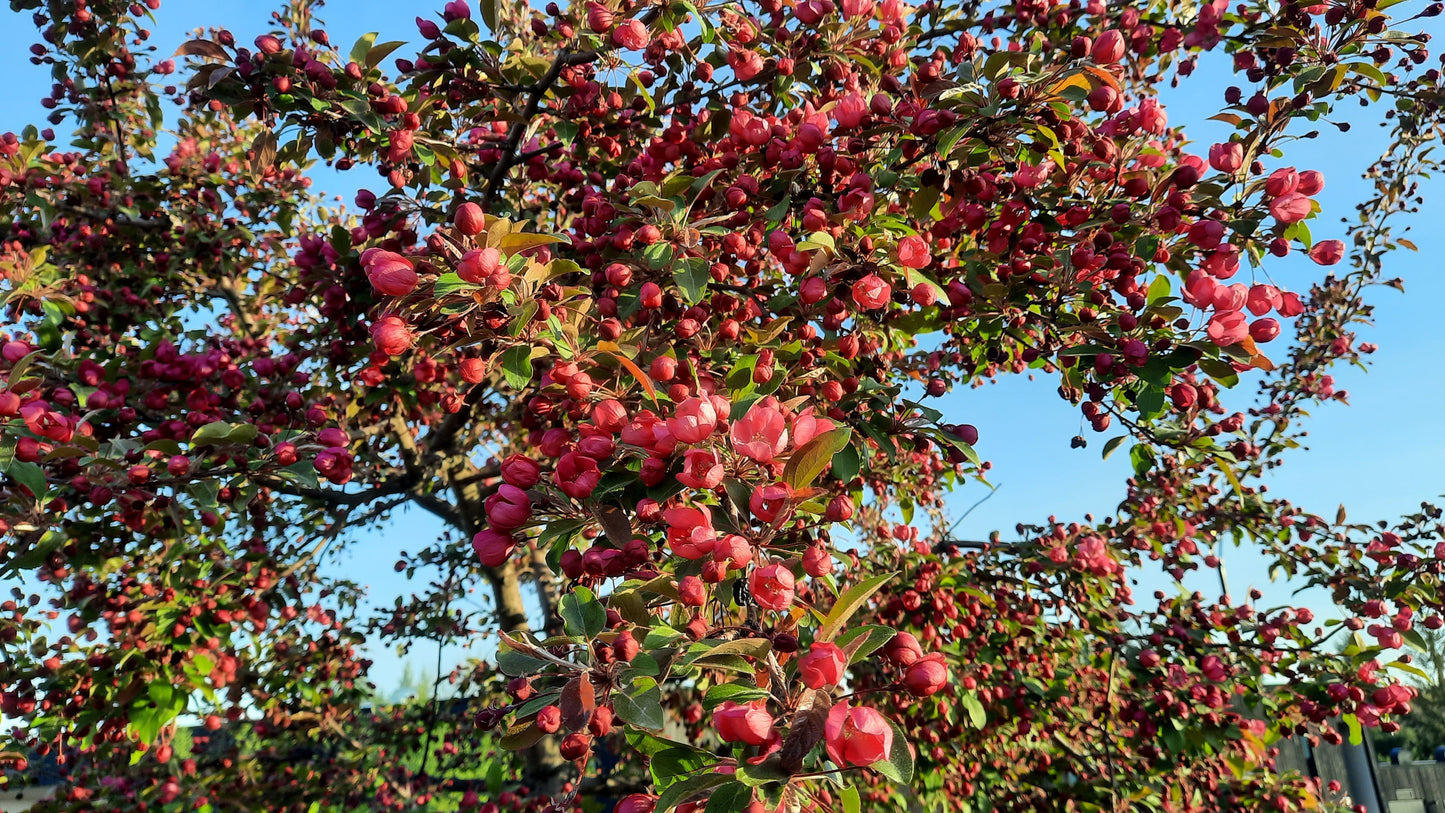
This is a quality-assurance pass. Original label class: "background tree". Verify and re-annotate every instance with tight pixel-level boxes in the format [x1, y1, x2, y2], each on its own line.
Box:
[2, 0, 1445, 811]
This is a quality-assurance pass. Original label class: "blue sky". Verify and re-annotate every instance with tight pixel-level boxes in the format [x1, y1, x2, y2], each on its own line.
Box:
[2, 2, 1443, 693]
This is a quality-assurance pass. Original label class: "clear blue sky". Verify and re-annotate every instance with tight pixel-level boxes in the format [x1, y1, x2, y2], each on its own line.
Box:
[2, 2, 1442, 693]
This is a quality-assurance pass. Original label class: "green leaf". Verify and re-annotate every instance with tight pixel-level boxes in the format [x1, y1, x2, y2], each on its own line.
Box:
[349, 32, 378, 66]
[191, 421, 258, 447]
[560, 586, 606, 639]
[819, 573, 895, 642]
[1136, 386, 1166, 420]
[841, 786, 861, 813]
[735, 759, 791, 786]
[188, 481, 219, 509]
[497, 637, 549, 676]
[705, 783, 754, 813]
[1343, 713, 1363, 746]
[1101, 435, 1128, 460]
[783, 427, 852, 491]
[480, 0, 499, 31]
[835, 625, 895, 663]
[646, 744, 712, 785]
[643, 242, 675, 270]
[673, 257, 709, 305]
[961, 691, 986, 728]
[615, 676, 665, 729]
[500, 232, 569, 252]
[500, 345, 533, 390]
[1146, 275, 1172, 305]
[6, 460, 47, 502]
[656, 772, 732, 812]
[365, 41, 408, 71]
[434, 272, 480, 299]
[870, 716, 914, 783]
[703, 682, 771, 710]
[831, 441, 862, 483]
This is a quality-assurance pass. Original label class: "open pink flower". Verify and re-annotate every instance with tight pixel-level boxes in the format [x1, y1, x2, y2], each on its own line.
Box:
[677, 449, 724, 489]
[20, 401, 74, 443]
[749, 563, 795, 611]
[554, 452, 601, 499]
[1206, 311, 1249, 347]
[664, 505, 716, 560]
[611, 19, 649, 50]
[851, 274, 891, 310]
[897, 235, 931, 269]
[668, 397, 718, 444]
[824, 704, 894, 768]
[731, 401, 788, 462]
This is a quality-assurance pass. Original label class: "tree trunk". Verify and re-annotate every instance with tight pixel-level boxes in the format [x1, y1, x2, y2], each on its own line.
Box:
[446, 456, 569, 796]
[531, 545, 564, 638]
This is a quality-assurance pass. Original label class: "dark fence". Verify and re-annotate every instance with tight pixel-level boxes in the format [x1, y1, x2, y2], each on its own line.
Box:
[1277, 733, 1445, 813]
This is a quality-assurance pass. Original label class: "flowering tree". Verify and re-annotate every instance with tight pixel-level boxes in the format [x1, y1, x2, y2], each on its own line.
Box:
[3, 0, 1445, 810]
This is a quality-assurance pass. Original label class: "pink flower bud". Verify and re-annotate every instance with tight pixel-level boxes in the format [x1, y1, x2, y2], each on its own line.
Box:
[472, 529, 517, 567]
[364, 250, 418, 296]
[501, 454, 541, 488]
[1091, 30, 1125, 64]
[1308, 240, 1345, 266]
[370, 316, 414, 356]
[799, 642, 847, 688]
[714, 701, 773, 746]
[1268, 192, 1312, 224]
[457, 247, 503, 285]
[454, 202, 486, 235]
[903, 654, 948, 697]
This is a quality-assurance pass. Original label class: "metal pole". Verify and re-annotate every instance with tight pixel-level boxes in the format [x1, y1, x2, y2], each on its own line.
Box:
[1339, 721, 1384, 813]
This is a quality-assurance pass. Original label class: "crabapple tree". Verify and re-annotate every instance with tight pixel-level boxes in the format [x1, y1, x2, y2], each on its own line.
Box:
[2, 0, 1445, 811]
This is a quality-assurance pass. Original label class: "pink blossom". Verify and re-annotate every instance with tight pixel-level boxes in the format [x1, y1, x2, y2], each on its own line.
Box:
[824, 704, 894, 768]
[714, 701, 773, 745]
[897, 235, 931, 269]
[731, 401, 788, 462]
[1269, 193, 1313, 224]
[664, 505, 716, 560]
[554, 452, 601, 499]
[799, 643, 847, 689]
[677, 448, 724, 489]
[612, 19, 649, 50]
[472, 529, 517, 567]
[1309, 240, 1345, 266]
[851, 274, 891, 310]
[668, 396, 718, 444]
[749, 563, 796, 611]
[1207, 311, 1249, 347]
[484, 484, 532, 530]
[749, 482, 793, 524]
